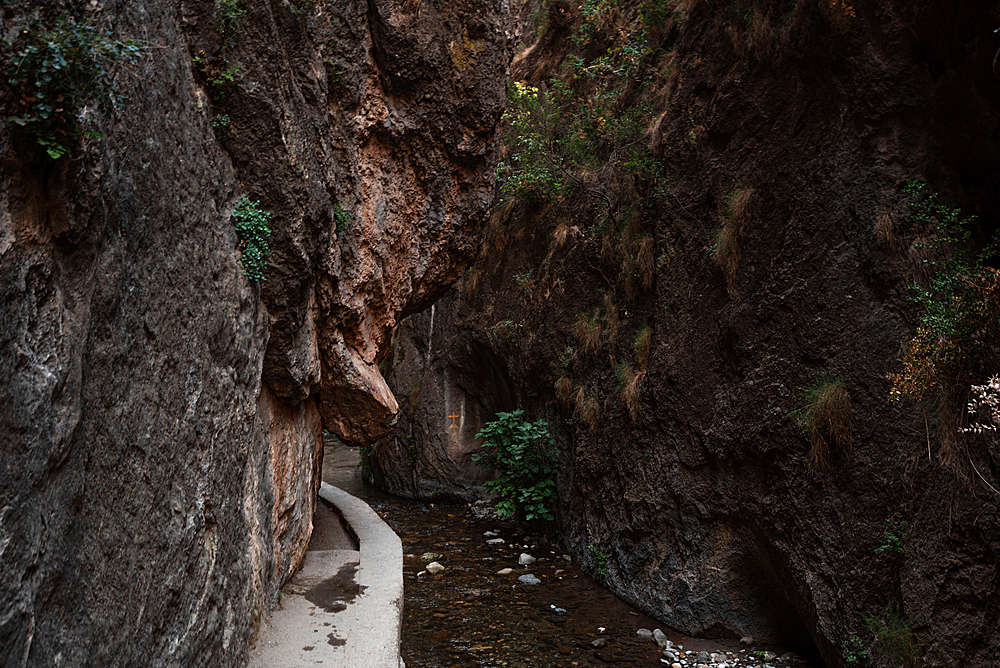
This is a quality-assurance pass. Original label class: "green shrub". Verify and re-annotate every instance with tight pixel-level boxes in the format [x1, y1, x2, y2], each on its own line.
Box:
[473, 409, 557, 522]
[587, 544, 608, 576]
[334, 202, 353, 235]
[875, 519, 909, 556]
[232, 196, 271, 282]
[864, 604, 921, 668]
[890, 181, 1000, 403]
[844, 634, 869, 667]
[5, 20, 142, 159]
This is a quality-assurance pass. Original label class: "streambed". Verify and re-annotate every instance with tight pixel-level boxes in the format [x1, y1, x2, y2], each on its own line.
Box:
[323, 438, 822, 668]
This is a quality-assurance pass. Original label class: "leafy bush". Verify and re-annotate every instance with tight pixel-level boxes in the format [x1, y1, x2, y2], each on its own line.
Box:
[864, 604, 921, 668]
[875, 519, 909, 556]
[5, 20, 142, 159]
[890, 181, 1000, 403]
[334, 202, 353, 235]
[844, 634, 869, 667]
[232, 196, 271, 282]
[587, 544, 608, 576]
[473, 410, 557, 522]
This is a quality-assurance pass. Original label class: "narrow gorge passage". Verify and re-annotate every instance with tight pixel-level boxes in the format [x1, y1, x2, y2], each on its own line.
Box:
[2, 0, 999, 665]
[326, 439, 824, 667]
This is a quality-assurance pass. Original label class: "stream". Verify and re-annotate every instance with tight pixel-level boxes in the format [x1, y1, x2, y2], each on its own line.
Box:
[322, 438, 823, 668]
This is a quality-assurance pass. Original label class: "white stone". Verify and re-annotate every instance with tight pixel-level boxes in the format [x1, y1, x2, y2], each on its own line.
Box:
[519, 553, 536, 565]
[425, 561, 445, 574]
[496, 568, 513, 575]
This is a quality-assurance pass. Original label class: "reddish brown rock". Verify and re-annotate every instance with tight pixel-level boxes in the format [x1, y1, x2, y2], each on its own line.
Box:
[0, 0, 508, 665]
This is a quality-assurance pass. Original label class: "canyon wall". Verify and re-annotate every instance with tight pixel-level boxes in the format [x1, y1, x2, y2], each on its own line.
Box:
[0, 0, 507, 664]
[371, 1, 1000, 666]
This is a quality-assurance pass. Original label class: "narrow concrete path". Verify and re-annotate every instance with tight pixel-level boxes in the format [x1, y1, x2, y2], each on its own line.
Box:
[250, 477, 403, 668]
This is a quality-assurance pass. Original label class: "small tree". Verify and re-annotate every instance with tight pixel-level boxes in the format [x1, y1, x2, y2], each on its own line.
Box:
[473, 409, 557, 522]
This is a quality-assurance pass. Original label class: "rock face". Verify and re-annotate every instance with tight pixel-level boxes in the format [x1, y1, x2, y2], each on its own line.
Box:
[374, 1, 1000, 666]
[0, 0, 507, 665]
[369, 295, 517, 500]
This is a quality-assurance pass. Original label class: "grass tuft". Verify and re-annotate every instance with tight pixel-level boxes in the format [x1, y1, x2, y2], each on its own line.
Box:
[634, 324, 652, 369]
[575, 309, 605, 356]
[574, 387, 601, 431]
[713, 186, 755, 298]
[802, 378, 852, 471]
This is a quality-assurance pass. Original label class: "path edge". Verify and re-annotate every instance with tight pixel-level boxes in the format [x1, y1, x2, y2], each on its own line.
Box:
[318, 482, 404, 668]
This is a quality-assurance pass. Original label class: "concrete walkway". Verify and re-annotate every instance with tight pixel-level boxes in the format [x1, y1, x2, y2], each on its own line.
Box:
[250, 482, 403, 667]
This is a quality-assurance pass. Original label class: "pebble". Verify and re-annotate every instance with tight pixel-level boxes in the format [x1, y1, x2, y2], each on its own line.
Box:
[518, 574, 541, 585]
[591, 638, 607, 648]
[426, 562, 445, 574]
[519, 553, 536, 565]
[486, 538, 504, 544]
[421, 552, 443, 562]
[549, 605, 567, 615]
[637, 628, 653, 640]
[740, 637, 754, 646]
[653, 628, 668, 647]
[496, 568, 513, 575]
[484, 531, 498, 537]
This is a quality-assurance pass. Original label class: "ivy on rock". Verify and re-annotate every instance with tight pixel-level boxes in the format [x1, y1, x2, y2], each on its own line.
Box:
[232, 196, 271, 282]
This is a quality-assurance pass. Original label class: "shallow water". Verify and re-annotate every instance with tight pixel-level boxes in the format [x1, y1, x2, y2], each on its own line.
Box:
[322, 439, 822, 668]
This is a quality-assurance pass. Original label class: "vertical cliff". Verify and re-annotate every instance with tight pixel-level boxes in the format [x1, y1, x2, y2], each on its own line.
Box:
[372, 1, 1000, 666]
[0, 0, 508, 664]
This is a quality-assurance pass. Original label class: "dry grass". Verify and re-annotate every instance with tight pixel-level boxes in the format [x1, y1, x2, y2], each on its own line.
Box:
[575, 310, 605, 356]
[603, 293, 620, 346]
[634, 324, 652, 369]
[552, 222, 572, 248]
[555, 376, 575, 406]
[409, 383, 422, 418]
[624, 254, 642, 303]
[617, 363, 645, 423]
[463, 264, 482, 296]
[601, 236, 617, 266]
[804, 378, 852, 471]
[574, 387, 601, 431]
[638, 236, 656, 289]
[874, 198, 897, 249]
[713, 187, 755, 298]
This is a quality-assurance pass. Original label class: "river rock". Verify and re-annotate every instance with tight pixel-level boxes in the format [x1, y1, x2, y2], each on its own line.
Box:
[592, 638, 607, 648]
[426, 562, 445, 574]
[497, 568, 513, 575]
[519, 553, 536, 565]
[518, 574, 542, 585]
[421, 552, 443, 562]
[637, 628, 653, 640]
[740, 637, 754, 646]
[487, 538, 504, 544]
[653, 628, 668, 647]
